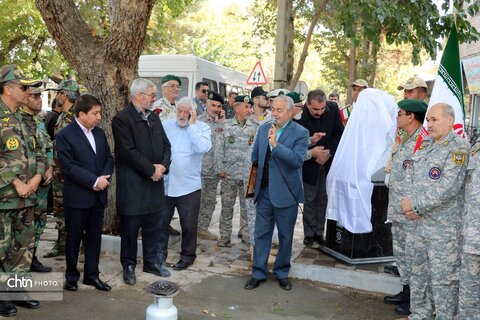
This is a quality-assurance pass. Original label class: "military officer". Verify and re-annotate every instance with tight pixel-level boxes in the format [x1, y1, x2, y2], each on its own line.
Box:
[21, 85, 54, 273]
[0, 65, 43, 316]
[382, 100, 427, 316]
[401, 103, 469, 320]
[215, 95, 258, 247]
[152, 74, 181, 121]
[197, 91, 225, 241]
[45, 80, 80, 258]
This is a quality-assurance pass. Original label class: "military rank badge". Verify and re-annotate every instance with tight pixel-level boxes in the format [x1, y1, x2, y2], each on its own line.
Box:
[6, 136, 19, 150]
[453, 152, 466, 165]
[402, 160, 412, 170]
[429, 167, 442, 180]
[227, 136, 235, 144]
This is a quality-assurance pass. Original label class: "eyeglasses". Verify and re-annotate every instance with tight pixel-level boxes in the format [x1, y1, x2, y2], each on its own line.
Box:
[166, 85, 181, 90]
[140, 92, 157, 98]
[201, 89, 208, 94]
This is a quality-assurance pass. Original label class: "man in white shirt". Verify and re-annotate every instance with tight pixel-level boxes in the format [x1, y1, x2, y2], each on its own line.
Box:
[160, 97, 212, 271]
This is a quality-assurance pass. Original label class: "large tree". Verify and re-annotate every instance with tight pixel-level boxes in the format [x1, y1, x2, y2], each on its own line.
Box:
[35, 0, 192, 232]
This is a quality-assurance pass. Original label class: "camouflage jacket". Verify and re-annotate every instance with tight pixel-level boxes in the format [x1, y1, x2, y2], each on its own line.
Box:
[462, 139, 480, 254]
[387, 126, 422, 223]
[198, 111, 224, 176]
[20, 107, 53, 167]
[405, 130, 469, 239]
[0, 100, 45, 209]
[152, 98, 177, 121]
[214, 117, 258, 180]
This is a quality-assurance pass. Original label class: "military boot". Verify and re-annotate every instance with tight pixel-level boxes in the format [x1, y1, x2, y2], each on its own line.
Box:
[384, 285, 410, 305]
[31, 248, 52, 273]
[395, 302, 411, 315]
[43, 230, 66, 258]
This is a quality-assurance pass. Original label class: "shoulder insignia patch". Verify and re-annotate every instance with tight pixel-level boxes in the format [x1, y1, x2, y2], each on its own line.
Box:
[402, 160, 412, 170]
[429, 167, 442, 180]
[453, 152, 466, 165]
[227, 136, 235, 144]
[5, 137, 19, 150]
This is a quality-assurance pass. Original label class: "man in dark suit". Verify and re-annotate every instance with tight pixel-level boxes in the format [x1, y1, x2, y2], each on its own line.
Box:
[294, 89, 344, 247]
[112, 78, 172, 285]
[245, 95, 309, 291]
[56, 94, 114, 291]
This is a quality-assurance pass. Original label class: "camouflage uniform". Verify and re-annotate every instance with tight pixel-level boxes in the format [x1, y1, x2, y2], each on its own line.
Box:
[215, 117, 258, 244]
[0, 100, 45, 273]
[458, 139, 480, 320]
[197, 111, 223, 232]
[387, 126, 422, 287]
[50, 108, 74, 246]
[20, 108, 54, 248]
[405, 130, 469, 320]
[152, 98, 177, 121]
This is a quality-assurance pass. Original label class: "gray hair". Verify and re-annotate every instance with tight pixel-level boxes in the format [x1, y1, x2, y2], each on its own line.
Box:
[274, 95, 295, 111]
[130, 78, 156, 99]
[433, 103, 455, 118]
[176, 97, 196, 110]
[307, 89, 327, 104]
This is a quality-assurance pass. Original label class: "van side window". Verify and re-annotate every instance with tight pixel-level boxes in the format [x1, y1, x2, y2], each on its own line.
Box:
[202, 78, 218, 93]
[219, 83, 227, 98]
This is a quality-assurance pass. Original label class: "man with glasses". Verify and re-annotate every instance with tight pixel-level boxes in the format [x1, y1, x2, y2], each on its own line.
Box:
[197, 91, 226, 241]
[45, 80, 80, 259]
[112, 78, 172, 285]
[0, 65, 45, 316]
[193, 81, 209, 116]
[21, 85, 54, 274]
[152, 74, 181, 121]
[382, 99, 427, 317]
[250, 86, 271, 124]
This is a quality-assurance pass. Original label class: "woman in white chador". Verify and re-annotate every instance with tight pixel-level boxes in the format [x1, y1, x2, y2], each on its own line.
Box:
[326, 88, 397, 233]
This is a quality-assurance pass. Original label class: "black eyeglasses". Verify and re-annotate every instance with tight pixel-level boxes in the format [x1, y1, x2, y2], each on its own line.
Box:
[141, 92, 157, 98]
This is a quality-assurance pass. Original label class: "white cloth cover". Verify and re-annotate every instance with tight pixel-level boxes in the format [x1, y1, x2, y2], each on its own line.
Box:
[326, 88, 397, 233]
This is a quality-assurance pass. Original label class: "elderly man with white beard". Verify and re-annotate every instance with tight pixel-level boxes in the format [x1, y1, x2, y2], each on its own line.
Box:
[159, 97, 212, 271]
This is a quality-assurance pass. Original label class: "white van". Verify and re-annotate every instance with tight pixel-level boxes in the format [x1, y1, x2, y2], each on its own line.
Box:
[138, 54, 252, 100]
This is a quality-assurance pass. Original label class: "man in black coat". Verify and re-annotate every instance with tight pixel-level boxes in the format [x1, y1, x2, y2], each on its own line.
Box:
[294, 89, 344, 246]
[56, 94, 114, 291]
[112, 78, 172, 285]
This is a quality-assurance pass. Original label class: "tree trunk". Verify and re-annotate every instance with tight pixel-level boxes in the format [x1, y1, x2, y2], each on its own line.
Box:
[347, 43, 356, 105]
[35, 0, 155, 234]
[288, 0, 327, 91]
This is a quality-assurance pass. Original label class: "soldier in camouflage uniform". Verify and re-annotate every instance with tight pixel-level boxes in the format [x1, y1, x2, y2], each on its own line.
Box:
[382, 100, 427, 316]
[0, 65, 44, 315]
[402, 103, 469, 320]
[151, 74, 181, 121]
[458, 138, 480, 319]
[21, 85, 54, 273]
[215, 95, 258, 247]
[197, 91, 225, 241]
[45, 80, 80, 258]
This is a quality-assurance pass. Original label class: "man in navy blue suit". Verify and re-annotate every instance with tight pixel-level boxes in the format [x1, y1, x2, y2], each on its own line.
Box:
[245, 95, 309, 291]
[56, 94, 114, 291]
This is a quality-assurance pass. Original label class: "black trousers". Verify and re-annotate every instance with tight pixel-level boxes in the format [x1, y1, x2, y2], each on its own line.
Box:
[303, 166, 327, 239]
[64, 201, 104, 282]
[120, 210, 168, 269]
[159, 190, 201, 264]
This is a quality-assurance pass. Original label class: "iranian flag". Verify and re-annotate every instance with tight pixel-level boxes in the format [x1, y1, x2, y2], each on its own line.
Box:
[413, 25, 466, 152]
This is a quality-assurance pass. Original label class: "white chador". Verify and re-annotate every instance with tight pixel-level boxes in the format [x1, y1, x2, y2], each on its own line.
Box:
[326, 88, 397, 233]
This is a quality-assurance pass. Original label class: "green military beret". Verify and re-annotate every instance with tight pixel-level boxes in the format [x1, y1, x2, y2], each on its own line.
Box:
[162, 74, 181, 86]
[234, 95, 253, 105]
[286, 91, 304, 104]
[207, 91, 224, 104]
[398, 99, 428, 113]
[53, 79, 80, 92]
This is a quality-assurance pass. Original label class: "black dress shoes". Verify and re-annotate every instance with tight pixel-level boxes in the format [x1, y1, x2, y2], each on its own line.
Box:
[313, 235, 325, 245]
[30, 256, 52, 273]
[303, 237, 314, 247]
[0, 301, 17, 317]
[173, 260, 192, 271]
[244, 278, 265, 290]
[143, 263, 171, 277]
[64, 280, 78, 291]
[12, 293, 40, 309]
[123, 265, 136, 285]
[83, 278, 111, 291]
[278, 278, 292, 290]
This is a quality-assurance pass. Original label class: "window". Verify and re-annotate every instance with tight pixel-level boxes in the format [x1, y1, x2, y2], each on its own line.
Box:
[202, 78, 218, 92]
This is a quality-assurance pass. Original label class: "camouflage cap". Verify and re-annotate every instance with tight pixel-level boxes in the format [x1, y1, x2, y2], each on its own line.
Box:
[398, 99, 428, 113]
[162, 74, 181, 86]
[234, 95, 253, 105]
[351, 79, 368, 88]
[267, 88, 290, 98]
[286, 91, 304, 104]
[207, 91, 224, 104]
[0, 64, 30, 83]
[53, 79, 80, 92]
[398, 77, 428, 90]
